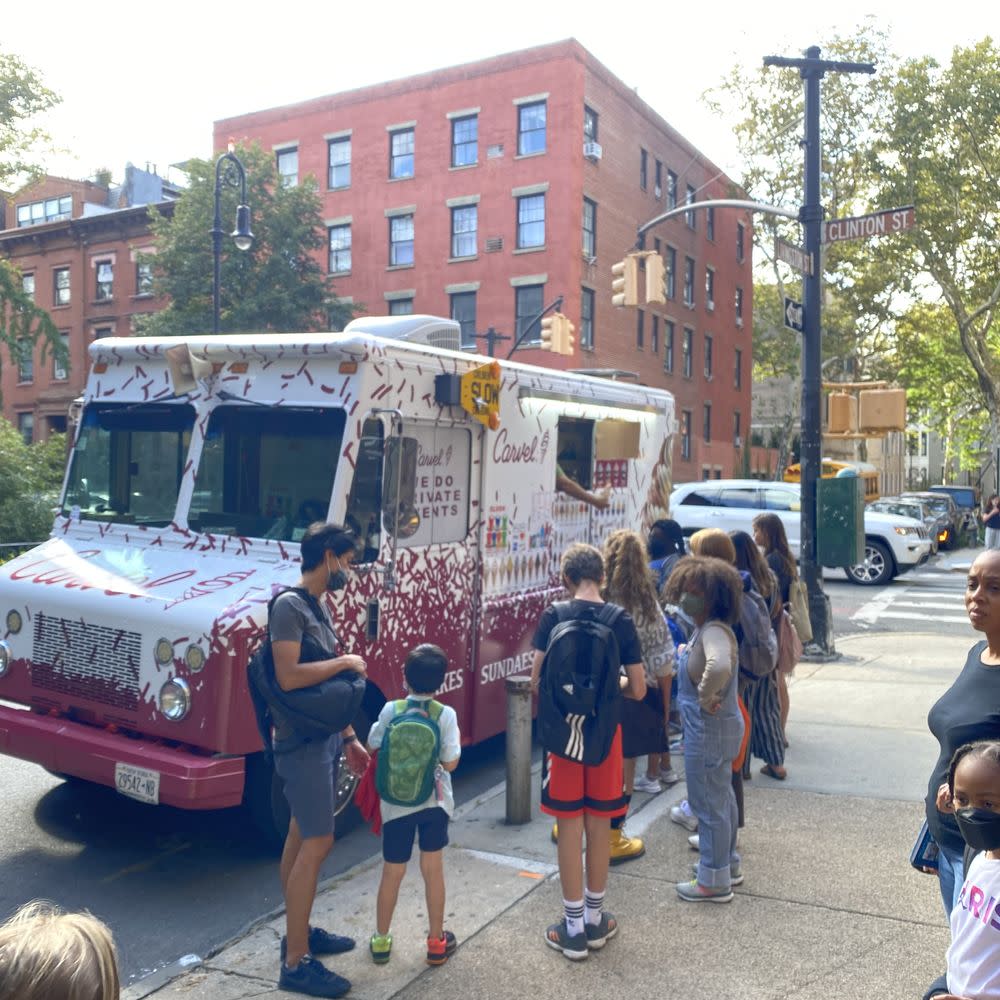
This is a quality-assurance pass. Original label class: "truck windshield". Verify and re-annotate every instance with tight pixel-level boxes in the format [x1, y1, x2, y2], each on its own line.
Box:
[62, 402, 195, 526]
[188, 405, 346, 541]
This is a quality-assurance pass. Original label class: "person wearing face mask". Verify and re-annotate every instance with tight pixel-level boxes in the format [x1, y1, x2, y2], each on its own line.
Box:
[269, 522, 369, 999]
[922, 740, 1000, 1000]
[925, 549, 1000, 927]
[663, 555, 745, 902]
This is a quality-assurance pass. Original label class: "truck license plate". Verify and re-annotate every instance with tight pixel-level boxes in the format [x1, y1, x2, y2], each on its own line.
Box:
[114, 762, 160, 804]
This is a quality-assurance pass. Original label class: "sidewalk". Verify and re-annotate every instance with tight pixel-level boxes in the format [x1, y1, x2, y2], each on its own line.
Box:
[127, 631, 970, 1000]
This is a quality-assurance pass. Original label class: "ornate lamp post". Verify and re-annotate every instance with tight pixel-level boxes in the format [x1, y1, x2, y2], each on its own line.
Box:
[211, 142, 254, 333]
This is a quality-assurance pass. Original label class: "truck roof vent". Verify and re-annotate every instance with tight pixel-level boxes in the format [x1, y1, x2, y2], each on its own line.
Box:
[343, 314, 461, 351]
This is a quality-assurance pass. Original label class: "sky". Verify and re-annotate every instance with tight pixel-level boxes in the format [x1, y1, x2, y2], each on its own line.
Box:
[4, 0, 998, 189]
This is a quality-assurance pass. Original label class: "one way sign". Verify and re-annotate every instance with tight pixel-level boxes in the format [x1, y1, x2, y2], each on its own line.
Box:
[784, 296, 804, 333]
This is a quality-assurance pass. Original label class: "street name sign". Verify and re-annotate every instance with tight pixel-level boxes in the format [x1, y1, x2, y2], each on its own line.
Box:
[823, 206, 915, 244]
[774, 237, 813, 275]
[784, 297, 804, 332]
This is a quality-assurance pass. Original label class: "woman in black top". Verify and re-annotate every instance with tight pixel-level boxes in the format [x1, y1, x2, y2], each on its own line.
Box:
[925, 548, 1000, 918]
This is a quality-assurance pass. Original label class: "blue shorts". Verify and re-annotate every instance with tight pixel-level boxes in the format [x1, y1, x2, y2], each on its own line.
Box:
[273, 735, 342, 840]
[381, 806, 449, 864]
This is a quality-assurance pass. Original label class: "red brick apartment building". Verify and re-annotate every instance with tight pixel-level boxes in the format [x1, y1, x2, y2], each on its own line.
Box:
[0, 165, 178, 442]
[217, 39, 752, 484]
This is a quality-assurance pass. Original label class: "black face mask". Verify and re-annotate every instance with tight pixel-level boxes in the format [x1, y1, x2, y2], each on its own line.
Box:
[327, 569, 349, 592]
[955, 807, 1000, 852]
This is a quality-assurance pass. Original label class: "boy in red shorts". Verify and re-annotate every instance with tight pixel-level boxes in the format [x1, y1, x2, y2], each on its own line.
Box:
[530, 542, 646, 960]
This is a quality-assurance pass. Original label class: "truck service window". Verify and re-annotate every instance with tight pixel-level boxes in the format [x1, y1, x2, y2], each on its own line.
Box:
[188, 406, 346, 540]
[62, 402, 195, 526]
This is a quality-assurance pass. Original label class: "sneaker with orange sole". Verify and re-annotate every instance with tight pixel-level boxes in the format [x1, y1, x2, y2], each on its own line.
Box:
[426, 930, 457, 966]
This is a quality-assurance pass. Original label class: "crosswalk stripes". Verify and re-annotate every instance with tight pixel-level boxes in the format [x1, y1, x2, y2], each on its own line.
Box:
[851, 565, 972, 626]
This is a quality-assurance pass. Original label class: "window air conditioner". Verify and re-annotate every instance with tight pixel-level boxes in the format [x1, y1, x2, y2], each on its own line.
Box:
[583, 141, 603, 161]
[734, 435, 743, 448]
[706, 301, 715, 311]
[735, 317, 744, 328]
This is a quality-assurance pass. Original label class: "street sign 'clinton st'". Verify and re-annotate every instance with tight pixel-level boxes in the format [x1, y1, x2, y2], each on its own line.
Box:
[823, 206, 916, 244]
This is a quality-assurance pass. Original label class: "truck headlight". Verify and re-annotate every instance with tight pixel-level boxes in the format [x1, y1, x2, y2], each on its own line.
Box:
[5, 610, 22, 635]
[159, 677, 191, 721]
[184, 644, 205, 673]
[0, 641, 9, 677]
[894, 526, 918, 536]
[154, 637, 174, 666]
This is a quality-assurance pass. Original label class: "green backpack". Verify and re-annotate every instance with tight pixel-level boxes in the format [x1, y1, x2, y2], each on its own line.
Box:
[375, 699, 444, 807]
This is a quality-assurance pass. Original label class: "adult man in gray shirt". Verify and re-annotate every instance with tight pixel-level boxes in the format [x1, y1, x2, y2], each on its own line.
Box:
[271, 523, 369, 999]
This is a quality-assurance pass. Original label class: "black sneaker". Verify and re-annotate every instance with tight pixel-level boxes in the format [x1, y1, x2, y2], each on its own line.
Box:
[278, 955, 351, 998]
[281, 928, 356, 961]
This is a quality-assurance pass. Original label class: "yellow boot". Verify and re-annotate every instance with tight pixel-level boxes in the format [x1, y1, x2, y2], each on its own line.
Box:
[609, 826, 645, 864]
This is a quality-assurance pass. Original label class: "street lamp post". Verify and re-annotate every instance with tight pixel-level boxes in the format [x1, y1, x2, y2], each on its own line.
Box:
[211, 144, 254, 334]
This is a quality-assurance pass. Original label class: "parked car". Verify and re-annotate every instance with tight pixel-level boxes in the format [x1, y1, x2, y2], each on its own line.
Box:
[669, 478, 932, 586]
[928, 484, 979, 543]
[901, 491, 961, 550]
[868, 496, 947, 555]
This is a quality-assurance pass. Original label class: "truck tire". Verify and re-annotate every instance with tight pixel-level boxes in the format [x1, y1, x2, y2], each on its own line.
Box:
[844, 539, 895, 586]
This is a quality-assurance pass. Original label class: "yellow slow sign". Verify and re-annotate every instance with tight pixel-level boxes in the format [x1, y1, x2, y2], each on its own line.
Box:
[460, 361, 502, 429]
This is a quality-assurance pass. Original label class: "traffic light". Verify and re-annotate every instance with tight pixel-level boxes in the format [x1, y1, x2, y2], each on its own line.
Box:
[562, 316, 576, 355]
[611, 254, 639, 307]
[645, 252, 666, 304]
[539, 314, 557, 351]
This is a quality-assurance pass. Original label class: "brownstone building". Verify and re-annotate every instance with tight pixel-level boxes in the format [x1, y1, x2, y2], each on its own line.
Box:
[0, 165, 179, 441]
[217, 39, 753, 484]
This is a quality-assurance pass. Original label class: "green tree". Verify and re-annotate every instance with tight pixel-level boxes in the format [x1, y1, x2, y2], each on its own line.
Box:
[0, 418, 66, 548]
[874, 40, 1000, 460]
[139, 142, 356, 336]
[0, 49, 64, 383]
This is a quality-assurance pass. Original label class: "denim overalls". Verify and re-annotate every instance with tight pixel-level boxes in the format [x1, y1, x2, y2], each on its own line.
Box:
[678, 622, 744, 889]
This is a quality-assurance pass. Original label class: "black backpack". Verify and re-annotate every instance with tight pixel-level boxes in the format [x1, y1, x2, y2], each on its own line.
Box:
[537, 601, 624, 765]
[246, 588, 366, 756]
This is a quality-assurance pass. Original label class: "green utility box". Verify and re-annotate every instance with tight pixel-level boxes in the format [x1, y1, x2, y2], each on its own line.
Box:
[817, 471, 864, 566]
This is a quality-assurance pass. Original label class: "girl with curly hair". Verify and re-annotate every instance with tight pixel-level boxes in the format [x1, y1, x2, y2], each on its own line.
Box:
[602, 529, 676, 863]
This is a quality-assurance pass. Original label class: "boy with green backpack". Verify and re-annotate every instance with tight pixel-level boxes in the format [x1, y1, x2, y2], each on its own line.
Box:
[367, 644, 461, 967]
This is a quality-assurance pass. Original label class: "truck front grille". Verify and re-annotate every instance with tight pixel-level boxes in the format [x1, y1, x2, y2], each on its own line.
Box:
[32, 613, 142, 712]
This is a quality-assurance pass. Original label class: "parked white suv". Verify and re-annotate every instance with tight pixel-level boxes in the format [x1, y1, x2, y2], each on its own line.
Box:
[668, 478, 932, 586]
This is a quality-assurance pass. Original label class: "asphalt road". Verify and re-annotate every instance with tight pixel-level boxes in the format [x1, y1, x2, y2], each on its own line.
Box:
[0, 551, 975, 985]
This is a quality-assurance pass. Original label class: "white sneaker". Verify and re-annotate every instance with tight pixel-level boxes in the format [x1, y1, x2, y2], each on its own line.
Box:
[660, 766, 680, 787]
[688, 831, 741, 850]
[633, 775, 662, 794]
[669, 801, 698, 832]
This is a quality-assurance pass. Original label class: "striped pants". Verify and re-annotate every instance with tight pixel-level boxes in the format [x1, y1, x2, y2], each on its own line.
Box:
[745, 672, 785, 767]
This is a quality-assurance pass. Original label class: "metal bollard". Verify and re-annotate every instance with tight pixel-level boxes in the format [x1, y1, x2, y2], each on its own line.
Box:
[504, 675, 534, 825]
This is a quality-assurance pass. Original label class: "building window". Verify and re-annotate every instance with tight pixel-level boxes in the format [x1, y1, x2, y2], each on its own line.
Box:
[581, 287, 595, 349]
[584, 105, 598, 141]
[93, 326, 113, 340]
[681, 410, 691, 460]
[388, 298, 414, 316]
[682, 328, 693, 378]
[582, 198, 596, 258]
[703, 402, 712, 442]
[450, 205, 477, 259]
[735, 286, 744, 324]
[664, 320, 675, 373]
[737, 222, 746, 262]
[665, 247, 676, 299]
[450, 291, 477, 349]
[328, 137, 351, 189]
[95, 259, 114, 301]
[707, 206, 715, 241]
[735, 347, 743, 389]
[17, 412, 34, 446]
[451, 115, 478, 167]
[651, 315, 659, 354]
[136, 260, 153, 296]
[53, 332, 69, 381]
[515, 284, 544, 343]
[276, 147, 298, 187]
[53, 267, 70, 306]
[22, 272, 34, 300]
[734, 411, 742, 445]
[517, 101, 546, 156]
[640, 148, 648, 191]
[683, 257, 695, 307]
[16, 195, 71, 227]
[685, 185, 696, 228]
[516, 194, 545, 249]
[389, 215, 414, 266]
[704, 335, 713, 379]
[16, 338, 32, 383]
[636, 309, 644, 349]
[705, 267, 715, 310]
[667, 170, 678, 210]
[390, 128, 415, 179]
[655, 160, 663, 200]
[328, 224, 352, 273]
